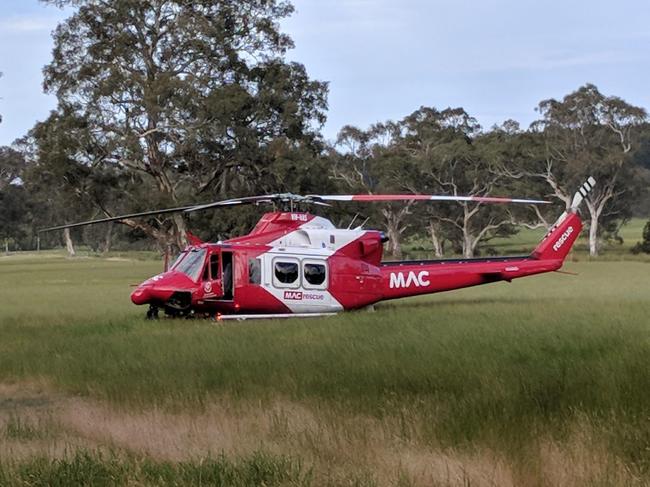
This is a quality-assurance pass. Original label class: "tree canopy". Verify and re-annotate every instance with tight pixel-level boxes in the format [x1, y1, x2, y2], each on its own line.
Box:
[0, 3, 648, 257]
[37, 0, 328, 249]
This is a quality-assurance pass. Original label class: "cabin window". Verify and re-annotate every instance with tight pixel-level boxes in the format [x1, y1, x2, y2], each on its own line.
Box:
[249, 258, 261, 284]
[303, 262, 326, 287]
[274, 260, 299, 286]
[210, 254, 220, 280]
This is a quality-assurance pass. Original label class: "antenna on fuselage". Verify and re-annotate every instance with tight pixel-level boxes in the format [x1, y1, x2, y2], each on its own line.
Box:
[347, 213, 359, 229]
[355, 217, 370, 230]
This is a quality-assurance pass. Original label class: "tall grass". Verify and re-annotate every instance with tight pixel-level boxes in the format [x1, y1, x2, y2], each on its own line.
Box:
[0, 451, 313, 487]
[0, 254, 649, 484]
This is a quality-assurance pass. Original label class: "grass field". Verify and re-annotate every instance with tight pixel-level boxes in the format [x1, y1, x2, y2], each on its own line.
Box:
[0, 251, 649, 485]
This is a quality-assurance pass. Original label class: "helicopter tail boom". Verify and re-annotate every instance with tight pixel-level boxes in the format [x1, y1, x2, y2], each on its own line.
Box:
[377, 178, 595, 302]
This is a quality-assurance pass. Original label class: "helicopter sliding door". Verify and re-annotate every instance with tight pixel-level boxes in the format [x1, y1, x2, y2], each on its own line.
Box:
[201, 250, 234, 302]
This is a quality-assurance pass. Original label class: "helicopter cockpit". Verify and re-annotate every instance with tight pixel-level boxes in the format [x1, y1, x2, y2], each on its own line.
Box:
[171, 246, 233, 301]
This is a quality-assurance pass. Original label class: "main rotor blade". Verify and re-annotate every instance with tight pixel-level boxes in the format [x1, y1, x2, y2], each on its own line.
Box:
[184, 193, 309, 212]
[309, 194, 550, 205]
[39, 194, 297, 232]
[40, 191, 546, 233]
[38, 205, 198, 233]
[184, 195, 283, 213]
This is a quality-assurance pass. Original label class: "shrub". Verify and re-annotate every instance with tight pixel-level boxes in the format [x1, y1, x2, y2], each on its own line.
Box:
[631, 220, 650, 254]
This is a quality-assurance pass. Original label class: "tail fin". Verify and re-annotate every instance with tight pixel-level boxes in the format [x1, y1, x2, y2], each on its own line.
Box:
[531, 177, 596, 261]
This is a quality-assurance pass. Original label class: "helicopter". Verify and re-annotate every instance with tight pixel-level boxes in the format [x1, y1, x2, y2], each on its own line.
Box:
[41, 178, 596, 320]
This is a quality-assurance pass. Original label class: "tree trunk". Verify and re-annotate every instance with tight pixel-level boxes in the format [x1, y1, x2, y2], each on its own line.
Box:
[146, 132, 188, 250]
[63, 228, 76, 257]
[172, 213, 188, 250]
[588, 213, 599, 257]
[382, 206, 410, 260]
[386, 221, 403, 260]
[100, 223, 113, 254]
[429, 222, 444, 257]
[461, 204, 476, 258]
[586, 201, 601, 257]
[462, 234, 475, 259]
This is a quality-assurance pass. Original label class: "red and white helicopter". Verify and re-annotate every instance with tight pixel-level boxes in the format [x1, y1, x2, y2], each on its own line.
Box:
[42, 178, 596, 320]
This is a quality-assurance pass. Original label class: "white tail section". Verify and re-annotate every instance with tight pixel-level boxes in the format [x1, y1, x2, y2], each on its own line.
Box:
[570, 176, 596, 211]
[536, 177, 597, 251]
[547, 177, 596, 232]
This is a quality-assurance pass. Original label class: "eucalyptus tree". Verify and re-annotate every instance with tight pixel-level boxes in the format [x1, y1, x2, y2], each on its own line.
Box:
[529, 84, 646, 256]
[40, 0, 328, 248]
[19, 111, 103, 255]
[332, 108, 531, 259]
[332, 123, 414, 259]
[0, 84, 41, 251]
[479, 122, 559, 230]
[0, 147, 24, 190]
[396, 107, 526, 258]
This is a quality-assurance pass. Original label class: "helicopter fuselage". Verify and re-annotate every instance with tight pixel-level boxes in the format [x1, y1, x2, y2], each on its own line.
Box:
[131, 210, 582, 318]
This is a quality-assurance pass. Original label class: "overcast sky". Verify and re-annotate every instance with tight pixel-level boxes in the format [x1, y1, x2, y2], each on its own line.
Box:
[1, 0, 649, 146]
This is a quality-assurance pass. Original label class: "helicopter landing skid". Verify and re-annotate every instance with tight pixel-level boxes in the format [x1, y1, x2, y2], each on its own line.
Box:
[215, 312, 337, 322]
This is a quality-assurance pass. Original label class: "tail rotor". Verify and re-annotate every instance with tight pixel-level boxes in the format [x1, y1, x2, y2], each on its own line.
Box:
[569, 176, 597, 212]
[531, 177, 596, 261]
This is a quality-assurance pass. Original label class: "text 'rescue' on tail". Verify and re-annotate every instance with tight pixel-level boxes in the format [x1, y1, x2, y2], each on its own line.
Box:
[531, 177, 596, 261]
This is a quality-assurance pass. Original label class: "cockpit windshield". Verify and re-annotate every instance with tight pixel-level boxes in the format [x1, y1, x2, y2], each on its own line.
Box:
[173, 248, 206, 282]
[170, 251, 188, 270]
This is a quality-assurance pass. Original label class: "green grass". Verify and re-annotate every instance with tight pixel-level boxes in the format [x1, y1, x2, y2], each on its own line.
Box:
[0, 252, 649, 484]
[0, 451, 312, 487]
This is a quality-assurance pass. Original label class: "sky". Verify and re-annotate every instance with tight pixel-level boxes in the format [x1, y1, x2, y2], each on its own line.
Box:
[0, 0, 649, 146]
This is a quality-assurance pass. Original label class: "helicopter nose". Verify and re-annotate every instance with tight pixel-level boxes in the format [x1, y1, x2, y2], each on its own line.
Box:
[131, 286, 151, 305]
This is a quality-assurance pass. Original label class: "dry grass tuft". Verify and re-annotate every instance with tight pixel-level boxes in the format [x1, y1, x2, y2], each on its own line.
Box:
[0, 382, 644, 486]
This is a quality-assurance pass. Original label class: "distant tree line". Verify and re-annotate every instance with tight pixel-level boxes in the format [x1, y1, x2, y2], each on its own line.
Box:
[1, 0, 649, 258]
